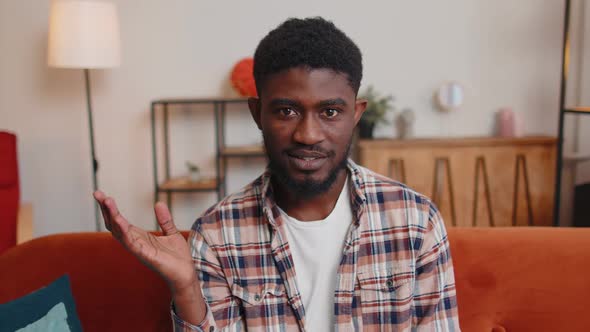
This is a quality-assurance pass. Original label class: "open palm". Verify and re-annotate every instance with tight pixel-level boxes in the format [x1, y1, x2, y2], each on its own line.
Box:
[93, 191, 196, 293]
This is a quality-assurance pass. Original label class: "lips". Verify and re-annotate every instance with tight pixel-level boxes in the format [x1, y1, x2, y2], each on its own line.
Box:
[286, 149, 329, 171]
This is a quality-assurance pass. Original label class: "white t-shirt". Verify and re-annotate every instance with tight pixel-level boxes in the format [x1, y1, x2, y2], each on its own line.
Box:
[280, 180, 353, 332]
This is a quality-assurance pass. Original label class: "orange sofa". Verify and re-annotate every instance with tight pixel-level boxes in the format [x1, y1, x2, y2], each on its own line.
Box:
[1, 227, 589, 331]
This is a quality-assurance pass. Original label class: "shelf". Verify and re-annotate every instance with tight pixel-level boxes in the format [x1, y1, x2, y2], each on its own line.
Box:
[151, 98, 263, 212]
[158, 176, 220, 192]
[359, 135, 557, 149]
[220, 145, 266, 158]
[564, 107, 590, 114]
[152, 98, 247, 105]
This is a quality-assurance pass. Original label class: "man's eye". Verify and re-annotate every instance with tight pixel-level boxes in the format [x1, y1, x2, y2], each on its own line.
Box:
[279, 108, 296, 117]
[323, 108, 340, 118]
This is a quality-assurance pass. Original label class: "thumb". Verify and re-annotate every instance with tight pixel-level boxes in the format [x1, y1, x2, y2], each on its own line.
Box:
[154, 202, 179, 236]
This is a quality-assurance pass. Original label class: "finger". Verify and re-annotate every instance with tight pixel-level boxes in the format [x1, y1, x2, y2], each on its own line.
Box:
[98, 196, 149, 258]
[154, 202, 179, 236]
[105, 201, 147, 256]
[112, 212, 133, 242]
[93, 191, 112, 231]
[103, 197, 127, 239]
[93, 190, 106, 203]
[99, 202, 112, 231]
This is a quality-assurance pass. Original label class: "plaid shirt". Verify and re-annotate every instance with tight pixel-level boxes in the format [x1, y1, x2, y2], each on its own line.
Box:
[172, 160, 459, 331]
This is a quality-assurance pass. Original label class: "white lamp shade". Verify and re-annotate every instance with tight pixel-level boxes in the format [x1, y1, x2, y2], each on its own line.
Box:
[48, 0, 121, 68]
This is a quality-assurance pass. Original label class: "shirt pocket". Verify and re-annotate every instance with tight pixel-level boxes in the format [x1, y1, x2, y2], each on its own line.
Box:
[357, 267, 414, 324]
[230, 281, 295, 327]
[231, 281, 286, 306]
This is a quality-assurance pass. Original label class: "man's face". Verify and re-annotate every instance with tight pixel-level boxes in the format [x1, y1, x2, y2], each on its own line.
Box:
[249, 67, 366, 196]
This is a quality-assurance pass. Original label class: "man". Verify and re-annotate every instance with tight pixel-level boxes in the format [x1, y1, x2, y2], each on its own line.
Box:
[94, 17, 459, 331]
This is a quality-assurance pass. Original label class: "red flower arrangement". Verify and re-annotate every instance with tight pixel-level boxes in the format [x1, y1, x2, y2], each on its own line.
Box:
[230, 58, 257, 97]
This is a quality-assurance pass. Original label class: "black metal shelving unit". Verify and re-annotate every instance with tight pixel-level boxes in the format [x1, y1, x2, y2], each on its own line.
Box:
[554, 0, 590, 226]
[150, 98, 266, 229]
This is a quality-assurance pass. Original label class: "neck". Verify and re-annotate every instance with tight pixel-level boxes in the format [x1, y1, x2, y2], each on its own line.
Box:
[273, 169, 348, 221]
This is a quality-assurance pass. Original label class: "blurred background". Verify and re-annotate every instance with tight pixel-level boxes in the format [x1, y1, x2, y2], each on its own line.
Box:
[1, 0, 588, 238]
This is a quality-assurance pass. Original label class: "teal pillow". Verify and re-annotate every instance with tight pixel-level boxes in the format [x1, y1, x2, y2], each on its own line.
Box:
[0, 275, 83, 332]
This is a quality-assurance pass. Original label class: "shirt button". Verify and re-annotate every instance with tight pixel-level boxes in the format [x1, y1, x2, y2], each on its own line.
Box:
[254, 294, 261, 301]
[386, 279, 394, 289]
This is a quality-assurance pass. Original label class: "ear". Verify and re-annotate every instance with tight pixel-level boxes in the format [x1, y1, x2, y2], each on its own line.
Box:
[248, 97, 262, 130]
[353, 98, 367, 126]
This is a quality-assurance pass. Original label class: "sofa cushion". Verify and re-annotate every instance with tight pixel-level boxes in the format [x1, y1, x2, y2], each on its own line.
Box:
[449, 227, 590, 331]
[0, 274, 83, 332]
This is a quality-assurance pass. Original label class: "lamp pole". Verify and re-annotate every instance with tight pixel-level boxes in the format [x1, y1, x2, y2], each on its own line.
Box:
[84, 69, 101, 231]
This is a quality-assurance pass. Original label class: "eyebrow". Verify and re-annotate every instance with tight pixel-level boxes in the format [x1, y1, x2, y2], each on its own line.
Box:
[269, 98, 348, 108]
[269, 98, 303, 109]
[317, 98, 347, 108]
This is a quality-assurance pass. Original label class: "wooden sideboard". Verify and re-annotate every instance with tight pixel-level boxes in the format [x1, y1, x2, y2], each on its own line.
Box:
[357, 136, 557, 227]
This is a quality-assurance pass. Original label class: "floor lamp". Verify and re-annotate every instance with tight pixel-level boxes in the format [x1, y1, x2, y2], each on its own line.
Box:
[47, 0, 121, 231]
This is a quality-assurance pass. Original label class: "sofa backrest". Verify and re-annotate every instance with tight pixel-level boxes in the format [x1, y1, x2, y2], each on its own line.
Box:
[0, 131, 19, 254]
[450, 227, 590, 331]
[0, 232, 175, 332]
[1, 228, 589, 331]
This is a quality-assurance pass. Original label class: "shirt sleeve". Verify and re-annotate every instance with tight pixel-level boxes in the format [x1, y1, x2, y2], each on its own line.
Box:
[412, 203, 461, 331]
[171, 219, 245, 331]
[171, 301, 214, 332]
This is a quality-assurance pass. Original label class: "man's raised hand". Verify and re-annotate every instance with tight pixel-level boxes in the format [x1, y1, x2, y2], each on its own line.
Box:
[93, 191, 196, 294]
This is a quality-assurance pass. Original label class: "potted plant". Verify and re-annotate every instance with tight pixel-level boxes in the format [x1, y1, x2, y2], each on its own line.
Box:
[358, 85, 395, 139]
[186, 161, 201, 182]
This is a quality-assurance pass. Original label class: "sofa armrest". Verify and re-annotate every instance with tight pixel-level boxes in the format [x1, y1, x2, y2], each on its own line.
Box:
[17, 202, 33, 244]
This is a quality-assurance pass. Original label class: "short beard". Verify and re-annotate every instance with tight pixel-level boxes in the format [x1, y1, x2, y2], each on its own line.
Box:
[266, 139, 351, 199]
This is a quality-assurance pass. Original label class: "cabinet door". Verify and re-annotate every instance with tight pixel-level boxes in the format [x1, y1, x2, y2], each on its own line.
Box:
[358, 140, 555, 227]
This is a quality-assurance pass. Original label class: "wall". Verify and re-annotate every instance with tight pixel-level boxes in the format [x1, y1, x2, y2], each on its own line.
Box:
[0, 0, 564, 235]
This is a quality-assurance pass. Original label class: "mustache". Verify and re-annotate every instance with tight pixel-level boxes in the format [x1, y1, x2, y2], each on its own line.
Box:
[285, 145, 334, 158]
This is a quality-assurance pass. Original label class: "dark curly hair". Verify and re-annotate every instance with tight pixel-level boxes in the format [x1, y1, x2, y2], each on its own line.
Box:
[253, 17, 363, 96]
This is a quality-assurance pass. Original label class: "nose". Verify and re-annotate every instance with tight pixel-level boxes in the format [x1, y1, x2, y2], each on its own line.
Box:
[292, 113, 325, 146]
